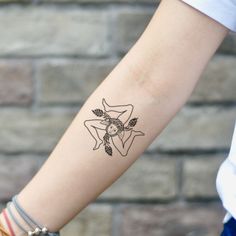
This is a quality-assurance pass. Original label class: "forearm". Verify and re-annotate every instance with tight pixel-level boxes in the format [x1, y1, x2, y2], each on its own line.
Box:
[0, 0, 228, 235]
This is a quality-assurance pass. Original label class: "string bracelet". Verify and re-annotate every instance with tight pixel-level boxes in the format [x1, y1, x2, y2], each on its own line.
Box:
[11, 195, 60, 236]
[2, 209, 15, 236]
[6, 202, 29, 235]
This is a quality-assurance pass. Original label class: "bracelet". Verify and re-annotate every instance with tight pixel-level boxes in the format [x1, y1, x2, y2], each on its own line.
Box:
[6, 202, 29, 235]
[2, 209, 15, 236]
[0, 218, 11, 236]
[12, 197, 40, 234]
[11, 195, 60, 236]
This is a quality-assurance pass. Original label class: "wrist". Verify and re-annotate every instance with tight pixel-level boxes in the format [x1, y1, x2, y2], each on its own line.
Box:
[0, 204, 29, 236]
[0, 212, 11, 236]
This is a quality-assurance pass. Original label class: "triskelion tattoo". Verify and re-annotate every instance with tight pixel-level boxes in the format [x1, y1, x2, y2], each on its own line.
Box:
[84, 98, 145, 156]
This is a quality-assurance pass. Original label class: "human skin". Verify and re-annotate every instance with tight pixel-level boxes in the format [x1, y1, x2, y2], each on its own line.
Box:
[0, 0, 228, 235]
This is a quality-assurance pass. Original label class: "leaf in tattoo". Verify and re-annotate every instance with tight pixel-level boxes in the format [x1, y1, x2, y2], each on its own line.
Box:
[128, 118, 138, 127]
[105, 145, 113, 156]
[92, 109, 104, 117]
[84, 98, 145, 157]
[103, 133, 110, 144]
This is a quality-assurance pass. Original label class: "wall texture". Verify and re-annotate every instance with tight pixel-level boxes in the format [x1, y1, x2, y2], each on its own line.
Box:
[0, 0, 236, 235]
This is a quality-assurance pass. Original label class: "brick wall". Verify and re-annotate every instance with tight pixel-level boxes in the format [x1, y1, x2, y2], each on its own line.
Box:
[0, 0, 235, 235]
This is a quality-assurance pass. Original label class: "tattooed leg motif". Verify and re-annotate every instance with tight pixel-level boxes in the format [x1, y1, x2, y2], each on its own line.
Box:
[111, 129, 145, 156]
[84, 119, 106, 150]
[102, 98, 133, 125]
[84, 98, 145, 157]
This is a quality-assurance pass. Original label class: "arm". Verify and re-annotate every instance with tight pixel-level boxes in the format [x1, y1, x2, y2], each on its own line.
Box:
[0, 0, 228, 235]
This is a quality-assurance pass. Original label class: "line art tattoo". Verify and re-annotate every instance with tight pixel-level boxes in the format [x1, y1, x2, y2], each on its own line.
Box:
[84, 98, 145, 157]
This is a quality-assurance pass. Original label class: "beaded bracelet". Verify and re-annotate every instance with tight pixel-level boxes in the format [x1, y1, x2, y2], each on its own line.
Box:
[11, 195, 60, 236]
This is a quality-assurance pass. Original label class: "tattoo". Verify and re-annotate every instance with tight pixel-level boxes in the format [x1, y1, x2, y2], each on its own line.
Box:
[84, 98, 145, 157]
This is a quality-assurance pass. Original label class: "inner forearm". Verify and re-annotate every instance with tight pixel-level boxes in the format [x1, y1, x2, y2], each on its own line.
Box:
[0, 0, 228, 235]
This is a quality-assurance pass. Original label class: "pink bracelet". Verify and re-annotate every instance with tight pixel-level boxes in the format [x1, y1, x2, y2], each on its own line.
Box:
[2, 209, 15, 236]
